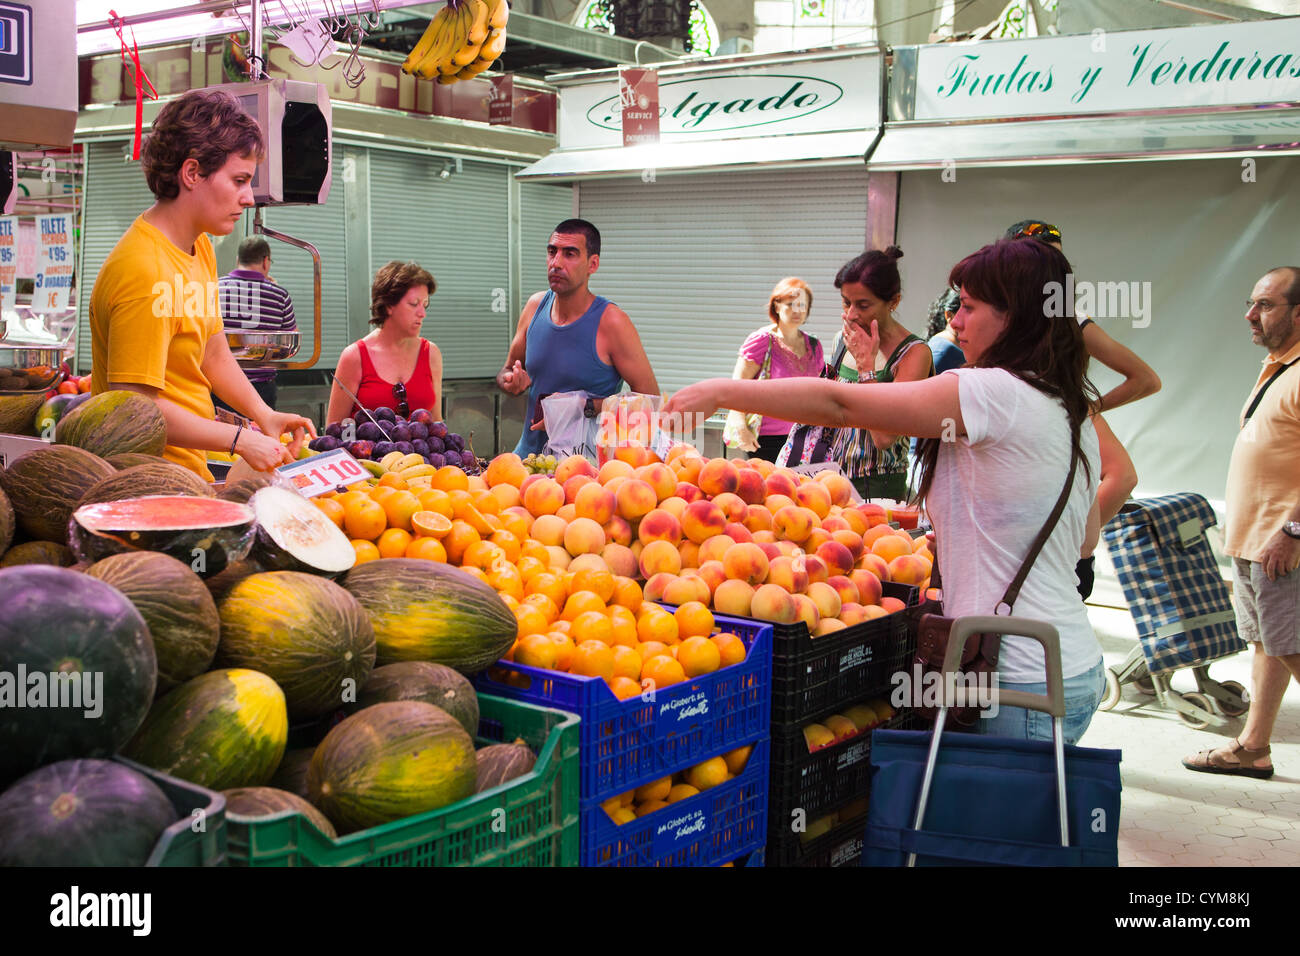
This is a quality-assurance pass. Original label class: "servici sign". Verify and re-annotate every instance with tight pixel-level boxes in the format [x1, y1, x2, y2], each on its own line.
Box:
[557, 51, 879, 149]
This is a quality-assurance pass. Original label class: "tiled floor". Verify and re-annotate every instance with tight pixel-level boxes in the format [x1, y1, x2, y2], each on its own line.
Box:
[1080, 604, 1300, 867]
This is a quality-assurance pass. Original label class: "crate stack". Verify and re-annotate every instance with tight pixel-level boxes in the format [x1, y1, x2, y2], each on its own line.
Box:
[477, 611, 773, 867]
[764, 581, 920, 867]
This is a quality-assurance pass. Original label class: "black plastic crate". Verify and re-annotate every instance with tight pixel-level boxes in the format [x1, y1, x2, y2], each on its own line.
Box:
[766, 805, 873, 868]
[768, 709, 917, 824]
[770, 581, 919, 727]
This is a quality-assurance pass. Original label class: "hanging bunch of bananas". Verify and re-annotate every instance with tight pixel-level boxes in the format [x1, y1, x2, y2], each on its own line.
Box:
[400, 0, 509, 84]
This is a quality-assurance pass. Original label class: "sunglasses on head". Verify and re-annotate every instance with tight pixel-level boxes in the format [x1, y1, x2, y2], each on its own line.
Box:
[1015, 222, 1063, 242]
[393, 382, 410, 417]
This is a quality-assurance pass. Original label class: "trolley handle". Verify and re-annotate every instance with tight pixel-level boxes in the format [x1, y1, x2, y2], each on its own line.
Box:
[943, 616, 1065, 718]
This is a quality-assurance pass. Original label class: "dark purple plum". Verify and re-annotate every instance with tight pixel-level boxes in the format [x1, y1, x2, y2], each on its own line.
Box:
[373, 441, 397, 458]
[372, 406, 396, 422]
[459, 450, 477, 469]
[315, 435, 341, 451]
[410, 409, 434, 426]
[325, 422, 343, 440]
[426, 437, 445, 454]
[395, 441, 413, 455]
[408, 422, 429, 442]
[427, 421, 448, 440]
[411, 439, 429, 456]
[391, 424, 412, 444]
[347, 440, 374, 459]
[428, 453, 446, 469]
[356, 422, 384, 442]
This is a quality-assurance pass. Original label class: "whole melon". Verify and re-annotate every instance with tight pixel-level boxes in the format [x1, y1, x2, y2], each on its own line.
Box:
[341, 559, 516, 672]
[218, 476, 273, 504]
[122, 668, 287, 790]
[0, 759, 176, 866]
[204, 558, 262, 604]
[268, 747, 316, 801]
[475, 742, 537, 793]
[85, 552, 221, 694]
[308, 701, 476, 834]
[0, 541, 75, 567]
[218, 572, 376, 721]
[0, 566, 156, 786]
[56, 390, 167, 458]
[78, 462, 214, 509]
[0, 445, 115, 542]
[355, 661, 479, 737]
[107, 453, 170, 471]
[0, 484, 14, 555]
[223, 786, 337, 840]
[0, 393, 44, 436]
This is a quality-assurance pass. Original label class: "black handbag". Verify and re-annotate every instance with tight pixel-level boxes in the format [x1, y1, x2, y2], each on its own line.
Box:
[776, 339, 848, 467]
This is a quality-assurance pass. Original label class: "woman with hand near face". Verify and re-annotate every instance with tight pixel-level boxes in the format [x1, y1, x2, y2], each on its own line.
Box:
[725, 278, 824, 462]
[327, 262, 443, 424]
[665, 238, 1106, 743]
[828, 247, 934, 501]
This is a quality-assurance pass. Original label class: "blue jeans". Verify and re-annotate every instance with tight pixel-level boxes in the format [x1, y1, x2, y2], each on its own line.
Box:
[978, 659, 1106, 745]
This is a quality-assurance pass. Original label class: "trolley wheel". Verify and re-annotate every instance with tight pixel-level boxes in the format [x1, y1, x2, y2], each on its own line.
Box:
[1216, 680, 1250, 718]
[1134, 676, 1156, 696]
[1099, 669, 1121, 712]
[1178, 692, 1215, 730]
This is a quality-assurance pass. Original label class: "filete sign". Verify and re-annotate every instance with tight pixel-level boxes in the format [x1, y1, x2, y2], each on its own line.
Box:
[620, 67, 660, 147]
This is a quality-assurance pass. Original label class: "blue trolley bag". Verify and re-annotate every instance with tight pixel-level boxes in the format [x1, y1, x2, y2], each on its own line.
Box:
[863, 616, 1122, 867]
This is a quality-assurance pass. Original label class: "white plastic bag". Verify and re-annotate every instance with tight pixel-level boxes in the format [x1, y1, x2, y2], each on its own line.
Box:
[540, 391, 600, 461]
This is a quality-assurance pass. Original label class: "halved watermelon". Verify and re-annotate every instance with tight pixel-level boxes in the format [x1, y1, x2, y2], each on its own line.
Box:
[68, 496, 256, 578]
[249, 486, 355, 577]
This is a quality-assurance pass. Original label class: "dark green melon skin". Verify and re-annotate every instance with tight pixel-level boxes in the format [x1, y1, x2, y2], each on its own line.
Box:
[0, 758, 176, 866]
[55, 390, 167, 458]
[106, 453, 170, 471]
[223, 786, 337, 840]
[122, 669, 287, 791]
[0, 392, 45, 436]
[0, 566, 155, 787]
[0, 484, 14, 555]
[218, 572, 376, 721]
[0, 445, 116, 542]
[475, 743, 537, 793]
[85, 552, 220, 694]
[78, 462, 214, 510]
[341, 559, 517, 673]
[0, 540, 74, 568]
[308, 701, 477, 835]
[355, 661, 479, 737]
[268, 748, 316, 801]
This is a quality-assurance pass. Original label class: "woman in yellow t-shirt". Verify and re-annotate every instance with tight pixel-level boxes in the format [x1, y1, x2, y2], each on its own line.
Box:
[89, 89, 315, 480]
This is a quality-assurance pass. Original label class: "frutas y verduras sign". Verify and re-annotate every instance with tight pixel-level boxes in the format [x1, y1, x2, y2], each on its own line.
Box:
[558, 53, 878, 148]
[914, 17, 1300, 120]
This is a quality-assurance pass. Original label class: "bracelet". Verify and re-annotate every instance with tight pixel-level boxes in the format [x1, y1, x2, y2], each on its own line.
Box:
[863, 370, 876, 382]
[230, 423, 244, 456]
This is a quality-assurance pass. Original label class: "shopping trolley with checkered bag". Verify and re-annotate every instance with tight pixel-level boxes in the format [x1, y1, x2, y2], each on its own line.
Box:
[1099, 492, 1249, 728]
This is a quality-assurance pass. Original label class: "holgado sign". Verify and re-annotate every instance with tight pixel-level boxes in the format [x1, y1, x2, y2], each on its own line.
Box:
[914, 17, 1300, 120]
[558, 53, 879, 149]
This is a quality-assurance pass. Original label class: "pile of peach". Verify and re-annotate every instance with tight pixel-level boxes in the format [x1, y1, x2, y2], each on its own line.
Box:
[802, 698, 896, 753]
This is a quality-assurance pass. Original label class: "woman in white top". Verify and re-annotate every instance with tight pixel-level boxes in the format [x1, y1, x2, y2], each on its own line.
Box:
[664, 238, 1106, 743]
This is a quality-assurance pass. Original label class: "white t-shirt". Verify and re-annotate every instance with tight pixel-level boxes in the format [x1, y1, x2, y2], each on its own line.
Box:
[925, 368, 1102, 683]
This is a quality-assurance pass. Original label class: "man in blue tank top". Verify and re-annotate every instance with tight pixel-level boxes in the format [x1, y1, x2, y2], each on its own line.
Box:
[497, 219, 659, 457]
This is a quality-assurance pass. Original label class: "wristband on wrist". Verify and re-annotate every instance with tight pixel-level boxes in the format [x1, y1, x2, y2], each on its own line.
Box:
[230, 423, 244, 456]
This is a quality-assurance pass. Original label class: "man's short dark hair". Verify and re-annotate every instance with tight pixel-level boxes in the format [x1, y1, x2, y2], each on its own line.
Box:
[1266, 266, 1300, 305]
[237, 236, 272, 266]
[553, 218, 600, 257]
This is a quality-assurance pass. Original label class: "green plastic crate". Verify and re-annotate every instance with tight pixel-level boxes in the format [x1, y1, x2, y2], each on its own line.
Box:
[225, 695, 580, 866]
[111, 757, 228, 867]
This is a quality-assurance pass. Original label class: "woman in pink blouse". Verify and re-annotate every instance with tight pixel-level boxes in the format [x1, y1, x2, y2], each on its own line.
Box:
[725, 277, 826, 462]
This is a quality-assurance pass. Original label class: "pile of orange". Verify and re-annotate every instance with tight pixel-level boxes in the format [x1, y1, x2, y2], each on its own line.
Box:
[600, 745, 754, 825]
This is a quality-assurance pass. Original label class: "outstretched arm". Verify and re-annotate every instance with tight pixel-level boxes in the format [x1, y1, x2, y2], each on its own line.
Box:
[1083, 322, 1161, 411]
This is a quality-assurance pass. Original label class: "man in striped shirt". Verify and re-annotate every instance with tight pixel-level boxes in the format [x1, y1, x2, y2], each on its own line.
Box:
[216, 236, 296, 411]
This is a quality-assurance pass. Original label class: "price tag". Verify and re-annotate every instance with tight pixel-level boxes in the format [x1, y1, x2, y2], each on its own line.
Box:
[275, 448, 370, 498]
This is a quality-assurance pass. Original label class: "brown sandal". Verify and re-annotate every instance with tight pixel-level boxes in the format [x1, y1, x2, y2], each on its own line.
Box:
[1182, 738, 1274, 779]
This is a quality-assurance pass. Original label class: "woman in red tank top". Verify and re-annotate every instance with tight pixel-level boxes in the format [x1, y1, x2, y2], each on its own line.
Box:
[327, 262, 443, 424]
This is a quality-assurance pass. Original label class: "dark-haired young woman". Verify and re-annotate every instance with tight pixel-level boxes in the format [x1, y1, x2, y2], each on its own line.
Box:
[89, 88, 315, 480]
[665, 238, 1107, 743]
[825, 246, 933, 502]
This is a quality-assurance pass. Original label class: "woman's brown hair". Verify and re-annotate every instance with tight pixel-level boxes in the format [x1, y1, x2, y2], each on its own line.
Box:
[141, 90, 265, 201]
[767, 277, 813, 323]
[370, 262, 436, 325]
[913, 238, 1097, 504]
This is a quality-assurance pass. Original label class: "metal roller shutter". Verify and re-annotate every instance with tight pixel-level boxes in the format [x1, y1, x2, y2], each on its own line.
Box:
[578, 167, 870, 394]
[258, 155, 349, 370]
[519, 181, 575, 307]
[368, 151, 511, 378]
[77, 141, 156, 372]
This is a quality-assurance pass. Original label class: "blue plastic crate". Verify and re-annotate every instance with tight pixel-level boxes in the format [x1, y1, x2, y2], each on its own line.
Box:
[579, 736, 769, 867]
[475, 613, 772, 804]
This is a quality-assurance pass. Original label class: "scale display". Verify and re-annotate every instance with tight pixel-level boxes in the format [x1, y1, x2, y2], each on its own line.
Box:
[0, 2, 31, 86]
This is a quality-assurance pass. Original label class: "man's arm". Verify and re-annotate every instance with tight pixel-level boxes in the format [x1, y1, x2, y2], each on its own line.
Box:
[497, 293, 544, 394]
[600, 306, 659, 395]
[1259, 500, 1300, 581]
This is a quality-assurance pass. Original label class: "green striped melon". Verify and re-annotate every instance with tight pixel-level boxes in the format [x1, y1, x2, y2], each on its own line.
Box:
[223, 786, 337, 840]
[122, 669, 288, 790]
[308, 701, 476, 834]
[217, 571, 376, 720]
[0, 541, 74, 567]
[106, 453, 170, 471]
[341, 559, 516, 672]
[0, 485, 14, 555]
[84, 552, 221, 693]
[0, 445, 115, 542]
[55, 390, 167, 459]
[0, 393, 44, 436]
[355, 662, 479, 737]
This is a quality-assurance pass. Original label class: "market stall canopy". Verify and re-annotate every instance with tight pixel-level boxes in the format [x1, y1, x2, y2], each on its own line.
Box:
[516, 47, 884, 181]
[870, 17, 1300, 170]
